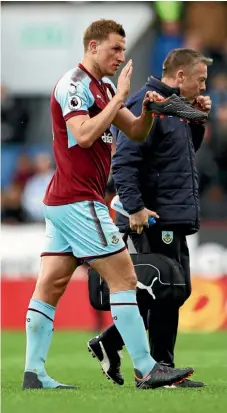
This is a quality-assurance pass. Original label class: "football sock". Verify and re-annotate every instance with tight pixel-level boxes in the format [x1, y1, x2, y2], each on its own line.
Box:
[110, 290, 156, 377]
[25, 298, 55, 374]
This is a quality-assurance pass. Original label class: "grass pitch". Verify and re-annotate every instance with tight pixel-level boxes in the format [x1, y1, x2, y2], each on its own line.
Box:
[1, 331, 227, 413]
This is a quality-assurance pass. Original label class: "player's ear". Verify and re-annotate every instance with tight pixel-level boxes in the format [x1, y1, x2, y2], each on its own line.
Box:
[89, 40, 98, 55]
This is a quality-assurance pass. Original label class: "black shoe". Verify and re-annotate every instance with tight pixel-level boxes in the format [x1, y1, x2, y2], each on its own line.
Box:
[135, 363, 194, 389]
[87, 336, 124, 385]
[166, 378, 205, 388]
[146, 94, 208, 122]
[22, 371, 78, 389]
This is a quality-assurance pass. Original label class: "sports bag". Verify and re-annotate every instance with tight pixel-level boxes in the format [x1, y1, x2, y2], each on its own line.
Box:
[88, 232, 186, 311]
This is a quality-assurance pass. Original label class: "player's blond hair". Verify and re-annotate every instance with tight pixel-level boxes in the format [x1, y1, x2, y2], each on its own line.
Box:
[83, 19, 125, 51]
[162, 48, 213, 76]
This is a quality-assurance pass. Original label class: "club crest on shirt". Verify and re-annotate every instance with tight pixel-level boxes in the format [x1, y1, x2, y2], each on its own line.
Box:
[162, 231, 173, 244]
[68, 95, 82, 110]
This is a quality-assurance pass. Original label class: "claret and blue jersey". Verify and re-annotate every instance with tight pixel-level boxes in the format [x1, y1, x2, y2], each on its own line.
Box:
[44, 63, 117, 206]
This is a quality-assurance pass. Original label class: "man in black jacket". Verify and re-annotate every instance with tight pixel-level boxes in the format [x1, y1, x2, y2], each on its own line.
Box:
[88, 49, 212, 388]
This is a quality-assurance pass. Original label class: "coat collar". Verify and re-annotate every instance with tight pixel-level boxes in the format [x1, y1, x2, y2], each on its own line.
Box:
[146, 76, 180, 97]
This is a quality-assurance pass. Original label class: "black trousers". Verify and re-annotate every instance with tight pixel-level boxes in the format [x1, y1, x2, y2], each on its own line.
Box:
[131, 227, 191, 367]
[100, 227, 191, 367]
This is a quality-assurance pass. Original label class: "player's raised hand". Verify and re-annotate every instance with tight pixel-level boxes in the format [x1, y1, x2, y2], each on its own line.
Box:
[116, 60, 133, 101]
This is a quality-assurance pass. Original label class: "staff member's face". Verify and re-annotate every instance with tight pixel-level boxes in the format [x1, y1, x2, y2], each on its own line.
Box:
[177, 62, 207, 102]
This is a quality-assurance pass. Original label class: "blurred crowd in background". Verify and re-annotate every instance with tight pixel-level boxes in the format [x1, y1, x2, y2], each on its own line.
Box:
[1, 1, 227, 225]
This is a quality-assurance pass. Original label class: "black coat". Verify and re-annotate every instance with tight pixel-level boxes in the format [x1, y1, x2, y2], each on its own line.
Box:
[112, 77, 205, 235]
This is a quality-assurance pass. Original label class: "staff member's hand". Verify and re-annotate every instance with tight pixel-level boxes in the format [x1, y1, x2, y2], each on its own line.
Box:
[142, 91, 164, 115]
[129, 208, 159, 234]
[194, 95, 212, 114]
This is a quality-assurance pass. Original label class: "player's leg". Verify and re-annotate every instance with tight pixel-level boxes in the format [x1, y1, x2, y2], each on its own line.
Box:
[87, 230, 151, 384]
[23, 216, 78, 389]
[91, 249, 155, 374]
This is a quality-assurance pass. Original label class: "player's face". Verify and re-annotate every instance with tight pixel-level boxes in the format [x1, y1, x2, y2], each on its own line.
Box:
[95, 33, 126, 76]
[179, 62, 207, 102]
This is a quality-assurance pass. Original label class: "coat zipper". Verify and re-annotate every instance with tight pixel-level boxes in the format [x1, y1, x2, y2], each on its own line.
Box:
[185, 123, 198, 226]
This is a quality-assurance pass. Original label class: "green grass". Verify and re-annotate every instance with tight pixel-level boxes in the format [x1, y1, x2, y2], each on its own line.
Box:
[2, 331, 227, 413]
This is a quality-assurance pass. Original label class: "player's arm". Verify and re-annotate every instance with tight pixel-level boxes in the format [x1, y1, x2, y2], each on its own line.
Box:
[56, 74, 126, 149]
[110, 60, 164, 142]
[67, 94, 124, 148]
[66, 61, 133, 148]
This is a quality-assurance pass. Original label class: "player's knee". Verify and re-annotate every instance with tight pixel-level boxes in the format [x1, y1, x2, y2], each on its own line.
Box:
[52, 275, 69, 297]
[116, 270, 137, 291]
[127, 271, 137, 290]
[34, 271, 71, 304]
[35, 256, 75, 300]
